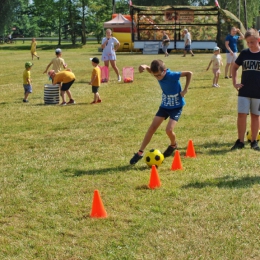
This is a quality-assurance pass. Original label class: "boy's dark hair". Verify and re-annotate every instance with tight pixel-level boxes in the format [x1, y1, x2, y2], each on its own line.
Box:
[150, 60, 166, 73]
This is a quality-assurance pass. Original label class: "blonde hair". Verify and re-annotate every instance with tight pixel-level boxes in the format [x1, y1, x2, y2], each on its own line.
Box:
[244, 28, 259, 39]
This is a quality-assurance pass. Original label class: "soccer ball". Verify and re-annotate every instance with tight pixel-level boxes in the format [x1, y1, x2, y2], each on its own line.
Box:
[246, 130, 260, 142]
[144, 149, 164, 168]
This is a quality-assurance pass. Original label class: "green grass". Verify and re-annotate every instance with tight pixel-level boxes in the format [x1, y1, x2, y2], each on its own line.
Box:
[1, 42, 260, 260]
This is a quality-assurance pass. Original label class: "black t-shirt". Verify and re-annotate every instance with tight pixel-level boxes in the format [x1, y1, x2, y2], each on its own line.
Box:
[235, 48, 260, 98]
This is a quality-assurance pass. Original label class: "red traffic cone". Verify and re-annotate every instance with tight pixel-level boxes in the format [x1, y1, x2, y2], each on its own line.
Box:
[148, 165, 161, 189]
[171, 150, 183, 170]
[185, 139, 196, 158]
[90, 190, 107, 218]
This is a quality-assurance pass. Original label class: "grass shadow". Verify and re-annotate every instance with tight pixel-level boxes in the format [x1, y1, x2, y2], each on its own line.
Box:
[182, 175, 260, 189]
[63, 164, 148, 176]
[193, 141, 238, 155]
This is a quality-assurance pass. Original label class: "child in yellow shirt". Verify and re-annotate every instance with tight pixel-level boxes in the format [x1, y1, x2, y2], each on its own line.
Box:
[23, 62, 33, 102]
[30, 38, 40, 60]
[89, 57, 101, 104]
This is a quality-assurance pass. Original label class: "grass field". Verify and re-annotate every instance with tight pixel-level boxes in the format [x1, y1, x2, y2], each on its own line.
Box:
[1, 41, 260, 260]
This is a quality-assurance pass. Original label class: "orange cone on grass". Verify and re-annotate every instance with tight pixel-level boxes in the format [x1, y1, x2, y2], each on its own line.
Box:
[90, 190, 107, 218]
[185, 139, 196, 158]
[148, 165, 161, 189]
[171, 150, 183, 170]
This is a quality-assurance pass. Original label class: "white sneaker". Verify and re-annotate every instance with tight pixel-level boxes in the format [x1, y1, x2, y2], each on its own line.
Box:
[216, 84, 220, 87]
[212, 84, 217, 87]
[118, 75, 121, 82]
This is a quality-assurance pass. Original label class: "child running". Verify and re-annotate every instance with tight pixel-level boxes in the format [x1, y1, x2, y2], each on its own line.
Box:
[206, 46, 223, 87]
[89, 57, 102, 104]
[30, 38, 40, 60]
[130, 59, 192, 164]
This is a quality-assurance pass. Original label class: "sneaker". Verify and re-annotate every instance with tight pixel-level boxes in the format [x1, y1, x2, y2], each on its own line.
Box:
[97, 99, 102, 103]
[231, 139, 244, 150]
[37, 57, 40, 60]
[60, 102, 67, 106]
[216, 84, 220, 87]
[130, 153, 143, 165]
[67, 99, 75, 104]
[90, 101, 97, 104]
[229, 75, 232, 78]
[225, 76, 229, 79]
[191, 54, 194, 56]
[23, 99, 28, 103]
[118, 75, 121, 82]
[163, 143, 178, 158]
[250, 140, 260, 151]
[212, 84, 217, 87]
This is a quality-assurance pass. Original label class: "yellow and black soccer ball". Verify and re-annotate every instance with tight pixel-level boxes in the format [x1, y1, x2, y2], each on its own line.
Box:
[246, 130, 260, 142]
[144, 149, 164, 168]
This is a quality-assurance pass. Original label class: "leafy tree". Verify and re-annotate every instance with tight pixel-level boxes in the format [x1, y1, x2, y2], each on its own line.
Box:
[86, 0, 113, 43]
[0, 0, 24, 36]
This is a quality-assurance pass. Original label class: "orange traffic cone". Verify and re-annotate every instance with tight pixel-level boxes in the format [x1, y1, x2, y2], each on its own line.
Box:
[171, 150, 183, 170]
[148, 165, 161, 189]
[185, 139, 196, 158]
[90, 190, 107, 218]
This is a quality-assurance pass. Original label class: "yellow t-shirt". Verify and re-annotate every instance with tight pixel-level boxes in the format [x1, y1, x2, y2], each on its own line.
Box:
[51, 57, 65, 72]
[31, 41, 37, 54]
[53, 70, 75, 84]
[91, 66, 101, 87]
[23, 70, 30, 84]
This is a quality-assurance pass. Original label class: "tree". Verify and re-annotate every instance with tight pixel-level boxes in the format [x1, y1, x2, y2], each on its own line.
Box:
[0, 0, 24, 36]
[86, 0, 113, 43]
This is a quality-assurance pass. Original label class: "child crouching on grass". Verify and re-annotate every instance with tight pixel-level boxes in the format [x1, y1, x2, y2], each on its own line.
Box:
[23, 61, 33, 103]
[206, 46, 223, 87]
[89, 57, 102, 104]
[130, 59, 192, 165]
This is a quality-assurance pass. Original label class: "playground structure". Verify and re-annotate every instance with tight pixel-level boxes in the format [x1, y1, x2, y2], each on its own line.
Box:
[103, 5, 247, 53]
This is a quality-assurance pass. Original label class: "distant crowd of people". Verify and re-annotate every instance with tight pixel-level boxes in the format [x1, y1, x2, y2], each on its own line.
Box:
[22, 27, 260, 153]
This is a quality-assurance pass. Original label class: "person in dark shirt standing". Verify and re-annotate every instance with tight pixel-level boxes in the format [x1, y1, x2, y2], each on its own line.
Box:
[231, 28, 260, 151]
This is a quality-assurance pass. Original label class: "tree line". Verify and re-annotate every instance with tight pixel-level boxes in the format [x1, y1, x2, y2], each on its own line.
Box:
[0, 0, 259, 45]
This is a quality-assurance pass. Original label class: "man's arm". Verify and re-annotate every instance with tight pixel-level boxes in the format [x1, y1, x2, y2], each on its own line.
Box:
[237, 29, 244, 40]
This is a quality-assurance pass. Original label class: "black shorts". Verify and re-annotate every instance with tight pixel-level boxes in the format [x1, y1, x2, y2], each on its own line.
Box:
[155, 106, 183, 121]
[61, 80, 75, 91]
[92, 86, 99, 93]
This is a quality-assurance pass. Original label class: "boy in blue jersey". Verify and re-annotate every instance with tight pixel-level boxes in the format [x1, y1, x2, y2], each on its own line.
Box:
[130, 59, 192, 165]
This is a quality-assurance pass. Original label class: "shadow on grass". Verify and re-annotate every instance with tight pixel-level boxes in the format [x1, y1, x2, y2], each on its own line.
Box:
[191, 141, 237, 155]
[182, 175, 260, 189]
[63, 164, 148, 176]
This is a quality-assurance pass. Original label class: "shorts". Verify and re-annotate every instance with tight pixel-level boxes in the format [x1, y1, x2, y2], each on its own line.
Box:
[184, 44, 191, 51]
[226, 52, 237, 63]
[155, 106, 183, 121]
[92, 86, 99, 93]
[23, 84, 32, 94]
[61, 80, 75, 91]
[162, 45, 168, 53]
[237, 96, 260, 115]
[102, 51, 116, 61]
[212, 68, 220, 76]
